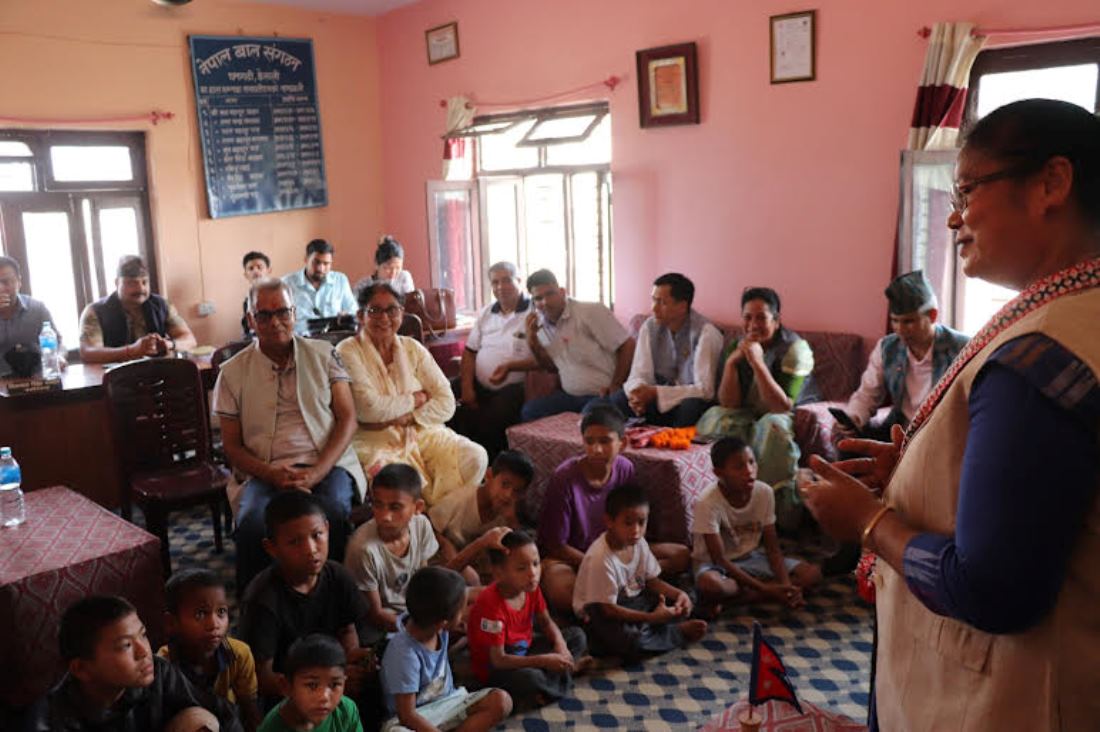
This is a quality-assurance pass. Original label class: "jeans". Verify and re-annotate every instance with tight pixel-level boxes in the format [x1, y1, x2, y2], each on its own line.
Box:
[519, 390, 599, 422]
[609, 390, 711, 427]
[235, 466, 356, 594]
[449, 379, 526, 459]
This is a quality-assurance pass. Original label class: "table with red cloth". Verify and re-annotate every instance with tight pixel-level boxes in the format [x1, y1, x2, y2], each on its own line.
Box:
[700, 699, 866, 731]
[0, 486, 165, 708]
[507, 412, 714, 545]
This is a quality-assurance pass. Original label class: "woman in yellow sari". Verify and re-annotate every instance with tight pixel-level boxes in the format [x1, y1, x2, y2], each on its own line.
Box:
[337, 282, 488, 505]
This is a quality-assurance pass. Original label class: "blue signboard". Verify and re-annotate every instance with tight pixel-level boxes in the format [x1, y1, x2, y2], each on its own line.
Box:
[189, 36, 328, 218]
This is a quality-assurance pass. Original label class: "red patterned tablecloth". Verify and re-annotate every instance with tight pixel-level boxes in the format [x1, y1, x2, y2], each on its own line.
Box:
[0, 487, 165, 708]
[700, 699, 866, 731]
[506, 412, 714, 545]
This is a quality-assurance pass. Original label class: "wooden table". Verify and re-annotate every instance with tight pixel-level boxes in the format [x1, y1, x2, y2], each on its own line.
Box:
[0, 487, 165, 708]
[0, 357, 213, 508]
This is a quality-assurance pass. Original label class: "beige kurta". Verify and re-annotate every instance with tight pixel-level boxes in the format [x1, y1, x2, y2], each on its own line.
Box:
[337, 333, 487, 505]
[876, 286, 1100, 731]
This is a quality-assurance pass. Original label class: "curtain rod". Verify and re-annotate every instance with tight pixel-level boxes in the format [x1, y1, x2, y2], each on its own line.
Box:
[918, 21, 1100, 39]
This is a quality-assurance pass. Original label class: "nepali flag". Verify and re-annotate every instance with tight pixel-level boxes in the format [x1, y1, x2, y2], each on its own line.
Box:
[748, 622, 803, 714]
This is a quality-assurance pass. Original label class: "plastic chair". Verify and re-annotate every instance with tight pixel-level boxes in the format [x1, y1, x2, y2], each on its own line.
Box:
[103, 358, 230, 576]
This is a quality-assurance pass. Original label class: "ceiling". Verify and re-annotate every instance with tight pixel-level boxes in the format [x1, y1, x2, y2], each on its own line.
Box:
[240, 0, 421, 16]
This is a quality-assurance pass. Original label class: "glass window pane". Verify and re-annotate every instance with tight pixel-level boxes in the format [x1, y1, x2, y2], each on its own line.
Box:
[546, 115, 612, 166]
[976, 63, 1098, 117]
[0, 141, 32, 157]
[0, 162, 34, 191]
[451, 119, 516, 137]
[430, 189, 477, 312]
[23, 212, 80, 349]
[485, 180, 521, 269]
[99, 207, 141, 279]
[50, 145, 133, 182]
[522, 174, 567, 283]
[959, 279, 1017, 335]
[570, 172, 603, 303]
[479, 120, 539, 172]
[524, 114, 598, 143]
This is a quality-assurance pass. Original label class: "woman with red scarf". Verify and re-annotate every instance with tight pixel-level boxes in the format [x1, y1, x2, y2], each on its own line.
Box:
[802, 99, 1100, 730]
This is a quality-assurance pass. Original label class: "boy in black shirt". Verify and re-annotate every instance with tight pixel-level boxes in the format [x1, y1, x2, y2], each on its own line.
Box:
[238, 492, 373, 707]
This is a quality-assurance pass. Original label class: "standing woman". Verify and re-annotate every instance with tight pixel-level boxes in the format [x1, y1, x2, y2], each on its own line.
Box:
[337, 282, 487, 506]
[372, 235, 415, 295]
[802, 99, 1100, 730]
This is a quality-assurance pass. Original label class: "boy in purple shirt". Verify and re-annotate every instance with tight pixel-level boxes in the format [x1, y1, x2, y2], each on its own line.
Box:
[537, 403, 690, 613]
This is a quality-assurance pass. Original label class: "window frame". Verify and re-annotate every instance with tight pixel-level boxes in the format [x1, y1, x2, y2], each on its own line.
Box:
[0, 130, 157, 357]
[964, 37, 1100, 127]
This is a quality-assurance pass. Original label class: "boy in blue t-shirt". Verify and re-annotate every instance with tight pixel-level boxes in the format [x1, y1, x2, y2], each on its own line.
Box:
[380, 567, 512, 732]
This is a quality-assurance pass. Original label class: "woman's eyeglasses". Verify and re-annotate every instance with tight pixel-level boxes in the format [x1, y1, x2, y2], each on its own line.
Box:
[949, 161, 1042, 214]
[365, 304, 403, 319]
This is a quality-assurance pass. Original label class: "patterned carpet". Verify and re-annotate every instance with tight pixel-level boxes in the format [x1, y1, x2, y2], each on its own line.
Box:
[166, 507, 872, 731]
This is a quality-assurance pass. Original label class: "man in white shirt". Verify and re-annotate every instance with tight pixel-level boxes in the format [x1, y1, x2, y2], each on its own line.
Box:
[612, 273, 723, 426]
[450, 262, 533, 457]
[836, 270, 969, 443]
[281, 239, 357, 335]
[518, 269, 635, 422]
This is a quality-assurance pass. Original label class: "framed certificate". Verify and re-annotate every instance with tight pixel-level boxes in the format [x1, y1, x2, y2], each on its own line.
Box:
[425, 21, 459, 65]
[635, 42, 700, 128]
[771, 10, 816, 84]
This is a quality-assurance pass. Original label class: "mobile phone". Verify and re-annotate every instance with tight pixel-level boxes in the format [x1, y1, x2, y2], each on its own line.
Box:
[828, 407, 860, 432]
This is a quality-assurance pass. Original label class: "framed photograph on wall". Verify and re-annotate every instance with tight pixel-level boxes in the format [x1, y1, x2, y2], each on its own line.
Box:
[635, 42, 700, 128]
[770, 10, 816, 83]
[425, 21, 460, 65]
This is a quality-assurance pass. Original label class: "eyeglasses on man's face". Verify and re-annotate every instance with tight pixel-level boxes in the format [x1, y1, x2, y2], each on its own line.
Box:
[365, 304, 402, 319]
[253, 306, 295, 324]
[949, 161, 1042, 214]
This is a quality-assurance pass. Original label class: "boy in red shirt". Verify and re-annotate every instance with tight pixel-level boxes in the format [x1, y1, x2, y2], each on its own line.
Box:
[467, 531, 591, 709]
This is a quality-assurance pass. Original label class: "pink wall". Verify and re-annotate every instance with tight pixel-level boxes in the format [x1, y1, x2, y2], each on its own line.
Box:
[1, 0, 385, 347]
[378, 0, 1099, 342]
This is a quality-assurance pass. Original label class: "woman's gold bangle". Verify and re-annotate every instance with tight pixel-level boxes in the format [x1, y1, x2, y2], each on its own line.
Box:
[861, 505, 893, 549]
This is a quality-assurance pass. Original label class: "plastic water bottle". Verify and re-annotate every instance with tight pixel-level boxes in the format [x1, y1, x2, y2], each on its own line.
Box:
[38, 321, 59, 379]
[0, 447, 25, 528]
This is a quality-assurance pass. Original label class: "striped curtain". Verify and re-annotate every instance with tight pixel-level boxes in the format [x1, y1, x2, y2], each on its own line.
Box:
[442, 95, 475, 179]
[908, 22, 986, 150]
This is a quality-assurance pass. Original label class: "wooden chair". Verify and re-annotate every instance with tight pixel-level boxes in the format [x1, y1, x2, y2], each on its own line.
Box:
[103, 358, 230, 576]
[399, 312, 425, 342]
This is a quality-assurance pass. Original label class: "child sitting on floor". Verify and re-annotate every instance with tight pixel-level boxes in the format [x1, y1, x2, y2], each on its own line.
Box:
[380, 567, 512, 732]
[538, 403, 690, 613]
[468, 531, 591, 710]
[573, 483, 707, 663]
[258, 634, 363, 732]
[238, 491, 372, 705]
[429, 449, 535, 581]
[693, 437, 821, 616]
[346, 463, 510, 635]
[159, 569, 262, 731]
[30, 595, 242, 732]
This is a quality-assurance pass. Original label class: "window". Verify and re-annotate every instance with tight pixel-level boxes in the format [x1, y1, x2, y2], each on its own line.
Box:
[900, 39, 1099, 335]
[427, 102, 613, 312]
[0, 131, 155, 352]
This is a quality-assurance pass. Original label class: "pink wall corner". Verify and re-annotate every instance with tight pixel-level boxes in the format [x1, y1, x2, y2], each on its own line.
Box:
[378, 0, 1100, 344]
[1, 0, 385, 348]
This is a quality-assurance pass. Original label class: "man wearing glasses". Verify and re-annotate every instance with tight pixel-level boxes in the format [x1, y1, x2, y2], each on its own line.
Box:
[213, 278, 367, 592]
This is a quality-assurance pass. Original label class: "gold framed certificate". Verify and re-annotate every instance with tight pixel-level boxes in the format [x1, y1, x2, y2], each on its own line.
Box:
[771, 10, 816, 83]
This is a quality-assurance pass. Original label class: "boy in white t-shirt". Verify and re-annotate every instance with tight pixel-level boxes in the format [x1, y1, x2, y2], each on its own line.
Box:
[693, 437, 821, 616]
[429, 450, 535, 582]
[573, 483, 707, 663]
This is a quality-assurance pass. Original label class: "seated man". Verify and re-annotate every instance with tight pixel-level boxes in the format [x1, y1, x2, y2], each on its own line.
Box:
[241, 250, 271, 338]
[519, 269, 635, 422]
[0, 255, 65, 377]
[79, 255, 197, 364]
[282, 239, 356, 335]
[450, 261, 534, 457]
[838, 270, 970, 442]
[612, 272, 723, 426]
[213, 278, 367, 593]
